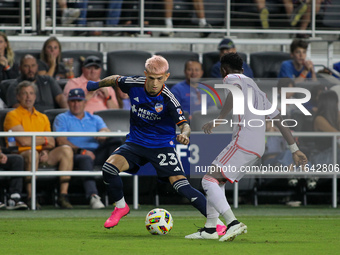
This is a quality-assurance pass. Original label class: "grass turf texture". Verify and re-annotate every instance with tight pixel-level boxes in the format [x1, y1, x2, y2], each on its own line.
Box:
[1, 205, 340, 255]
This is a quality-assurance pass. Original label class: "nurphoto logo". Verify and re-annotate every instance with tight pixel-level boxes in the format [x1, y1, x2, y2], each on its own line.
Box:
[199, 83, 311, 128]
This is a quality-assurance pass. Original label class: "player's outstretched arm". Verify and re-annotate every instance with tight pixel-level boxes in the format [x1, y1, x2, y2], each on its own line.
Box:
[177, 123, 190, 145]
[87, 75, 120, 91]
[273, 114, 308, 167]
[202, 91, 233, 134]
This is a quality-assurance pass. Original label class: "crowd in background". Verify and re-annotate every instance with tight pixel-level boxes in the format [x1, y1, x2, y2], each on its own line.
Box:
[0, 30, 340, 210]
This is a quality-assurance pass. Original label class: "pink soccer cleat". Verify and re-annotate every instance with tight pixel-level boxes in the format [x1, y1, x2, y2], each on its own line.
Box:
[104, 203, 130, 229]
[216, 224, 227, 236]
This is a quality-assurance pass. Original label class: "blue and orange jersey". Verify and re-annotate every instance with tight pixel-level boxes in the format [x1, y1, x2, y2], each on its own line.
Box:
[117, 76, 188, 148]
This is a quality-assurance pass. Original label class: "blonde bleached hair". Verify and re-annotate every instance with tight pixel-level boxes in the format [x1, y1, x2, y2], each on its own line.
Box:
[145, 55, 169, 74]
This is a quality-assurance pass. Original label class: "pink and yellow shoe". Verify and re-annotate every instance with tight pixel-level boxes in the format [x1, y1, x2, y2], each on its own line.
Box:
[104, 203, 130, 229]
[216, 224, 227, 236]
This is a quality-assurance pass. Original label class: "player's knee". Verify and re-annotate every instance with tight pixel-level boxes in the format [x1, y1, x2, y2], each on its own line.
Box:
[169, 175, 186, 185]
[102, 162, 120, 183]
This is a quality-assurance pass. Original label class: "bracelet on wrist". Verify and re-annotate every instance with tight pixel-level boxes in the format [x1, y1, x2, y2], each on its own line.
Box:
[43, 136, 48, 146]
[105, 96, 112, 103]
[76, 148, 87, 155]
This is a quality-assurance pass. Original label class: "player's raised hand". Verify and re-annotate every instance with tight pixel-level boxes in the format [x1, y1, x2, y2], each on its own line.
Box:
[202, 121, 215, 134]
[292, 150, 308, 168]
[176, 134, 190, 145]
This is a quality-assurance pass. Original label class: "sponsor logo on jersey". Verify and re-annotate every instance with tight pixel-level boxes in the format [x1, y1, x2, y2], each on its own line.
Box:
[131, 104, 137, 113]
[136, 106, 161, 120]
[155, 103, 163, 113]
[177, 108, 182, 115]
[169, 141, 174, 145]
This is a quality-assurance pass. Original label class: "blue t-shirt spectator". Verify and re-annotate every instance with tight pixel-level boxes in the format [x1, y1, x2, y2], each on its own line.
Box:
[278, 60, 312, 79]
[170, 80, 216, 114]
[53, 110, 107, 151]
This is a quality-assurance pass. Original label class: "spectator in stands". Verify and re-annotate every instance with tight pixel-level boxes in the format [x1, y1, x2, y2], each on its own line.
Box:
[0, 151, 28, 210]
[54, 88, 112, 209]
[302, 84, 325, 114]
[63, 56, 119, 114]
[171, 60, 216, 115]
[161, 0, 212, 37]
[3, 81, 74, 209]
[115, 86, 130, 110]
[76, 0, 123, 35]
[254, 0, 269, 29]
[58, 0, 81, 25]
[295, 0, 325, 38]
[334, 61, 340, 74]
[210, 38, 254, 78]
[255, 0, 309, 29]
[278, 39, 317, 83]
[0, 32, 19, 83]
[262, 122, 316, 199]
[36, 0, 80, 26]
[312, 90, 340, 165]
[38, 37, 74, 80]
[6, 54, 68, 112]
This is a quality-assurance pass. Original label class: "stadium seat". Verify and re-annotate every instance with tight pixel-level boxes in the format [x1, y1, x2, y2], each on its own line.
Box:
[62, 50, 104, 78]
[202, 51, 247, 78]
[0, 108, 15, 151]
[154, 51, 199, 80]
[106, 50, 152, 77]
[14, 49, 41, 64]
[0, 79, 15, 106]
[93, 109, 130, 133]
[250, 51, 291, 78]
[43, 108, 68, 129]
[57, 79, 68, 91]
[330, 85, 340, 110]
[0, 108, 15, 203]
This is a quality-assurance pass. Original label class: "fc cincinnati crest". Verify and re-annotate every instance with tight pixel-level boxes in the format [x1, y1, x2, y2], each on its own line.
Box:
[155, 103, 163, 113]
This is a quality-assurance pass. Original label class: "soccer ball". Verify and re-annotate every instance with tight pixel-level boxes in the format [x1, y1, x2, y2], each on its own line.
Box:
[145, 208, 173, 235]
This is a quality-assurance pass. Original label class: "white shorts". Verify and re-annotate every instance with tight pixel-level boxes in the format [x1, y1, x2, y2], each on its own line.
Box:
[212, 140, 259, 183]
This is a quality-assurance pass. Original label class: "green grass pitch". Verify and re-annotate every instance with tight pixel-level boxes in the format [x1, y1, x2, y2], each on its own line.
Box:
[1, 205, 340, 255]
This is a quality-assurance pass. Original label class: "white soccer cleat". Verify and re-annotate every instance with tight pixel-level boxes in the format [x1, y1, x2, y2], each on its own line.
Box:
[219, 221, 247, 242]
[185, 227, 218, 239]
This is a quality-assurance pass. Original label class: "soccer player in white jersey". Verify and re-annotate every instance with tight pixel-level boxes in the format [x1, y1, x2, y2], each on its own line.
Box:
[185, 53, 308, 241]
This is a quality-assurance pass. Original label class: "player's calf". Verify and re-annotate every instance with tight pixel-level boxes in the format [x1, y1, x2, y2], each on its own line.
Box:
[172, 178, 207, 216]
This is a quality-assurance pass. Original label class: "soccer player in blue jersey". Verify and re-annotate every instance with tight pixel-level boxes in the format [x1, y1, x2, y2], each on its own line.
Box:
[87, 55, 226, 233]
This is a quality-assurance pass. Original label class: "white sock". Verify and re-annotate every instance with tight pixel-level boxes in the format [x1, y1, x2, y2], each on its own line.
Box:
[217, 218, 224, 226]
[165, 18, 173, 28]
[222, 209, 237, 226]
[202, 175, 231, 215]
[198, 18, 207, 26]
[205, 217, 218, 228]
[115, 197, 126, 208]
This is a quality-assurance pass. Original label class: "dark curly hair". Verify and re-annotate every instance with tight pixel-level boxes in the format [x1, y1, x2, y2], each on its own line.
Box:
[290, 39, 308, 53]
[220, 53, 243, 72]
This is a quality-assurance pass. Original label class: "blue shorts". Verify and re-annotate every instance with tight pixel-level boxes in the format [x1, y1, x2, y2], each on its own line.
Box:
[111, 142, 186, 180]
